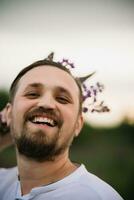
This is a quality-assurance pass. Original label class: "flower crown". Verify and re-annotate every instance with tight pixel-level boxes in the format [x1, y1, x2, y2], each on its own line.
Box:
[47, 52, 110, 113]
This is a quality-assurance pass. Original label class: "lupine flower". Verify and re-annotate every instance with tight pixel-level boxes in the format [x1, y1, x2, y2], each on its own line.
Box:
[46, 52, 110, 114]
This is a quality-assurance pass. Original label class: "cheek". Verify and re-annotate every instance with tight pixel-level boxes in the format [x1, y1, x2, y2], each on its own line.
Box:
[12, 99, 31, 122]
[62, 104, 79, 126]
[13, 97, 35, 113]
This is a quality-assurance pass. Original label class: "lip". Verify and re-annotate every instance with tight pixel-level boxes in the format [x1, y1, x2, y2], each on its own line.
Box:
[25, 119, 58, 133]
[29, 113, 57, 120]
[25, 109, 63, 129]
[26, 113, 58, 129]
[28, 120, 56, 129]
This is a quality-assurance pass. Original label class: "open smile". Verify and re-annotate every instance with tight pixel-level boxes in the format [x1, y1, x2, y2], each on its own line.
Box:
[29, 115, 58, 127]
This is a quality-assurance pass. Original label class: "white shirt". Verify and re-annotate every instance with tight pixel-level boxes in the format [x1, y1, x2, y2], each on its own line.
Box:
[0, 164, 123, 200]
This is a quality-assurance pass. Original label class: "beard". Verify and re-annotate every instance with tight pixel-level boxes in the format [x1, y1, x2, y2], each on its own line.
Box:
[13, 126, 71, 162]
[11, 107, 76, 162]
[11, 108, 78, 162]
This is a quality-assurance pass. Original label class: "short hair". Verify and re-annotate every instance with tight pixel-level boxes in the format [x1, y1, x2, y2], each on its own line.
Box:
[9, 59, 83, 113]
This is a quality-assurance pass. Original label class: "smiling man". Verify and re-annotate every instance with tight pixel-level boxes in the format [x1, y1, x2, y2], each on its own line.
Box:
[0, 54, 123, 200]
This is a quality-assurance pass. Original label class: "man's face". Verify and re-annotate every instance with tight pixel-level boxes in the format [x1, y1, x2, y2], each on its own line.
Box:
[7, 66, 83, 161]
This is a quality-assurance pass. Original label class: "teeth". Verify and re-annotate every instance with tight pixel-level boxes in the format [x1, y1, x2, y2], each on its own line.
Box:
[32, 117, 55, 126]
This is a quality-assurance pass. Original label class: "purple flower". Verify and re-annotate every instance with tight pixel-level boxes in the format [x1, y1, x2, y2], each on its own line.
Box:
[70, 63, 75, 68]
[93, 89, 97, 96]
[82, 107, 88, 113]
[87, 90, 91, 97]
[82, 83, 87, 91]
[82, 95, 87, 101]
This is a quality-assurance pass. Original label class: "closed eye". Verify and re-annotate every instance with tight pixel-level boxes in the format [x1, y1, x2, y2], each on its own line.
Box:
[25, 92, 40, 99]
[56, 96, 71, 104]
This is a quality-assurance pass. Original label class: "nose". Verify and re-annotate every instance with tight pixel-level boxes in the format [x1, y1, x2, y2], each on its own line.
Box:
[37, 92, 56, 109]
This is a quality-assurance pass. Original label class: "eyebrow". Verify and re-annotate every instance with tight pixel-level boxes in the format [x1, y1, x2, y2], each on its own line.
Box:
[24, 83, 43, 90]
[24, 83, 73, 99]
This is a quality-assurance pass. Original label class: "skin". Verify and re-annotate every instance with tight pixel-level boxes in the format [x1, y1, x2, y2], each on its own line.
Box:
[6, 66, 84, 195]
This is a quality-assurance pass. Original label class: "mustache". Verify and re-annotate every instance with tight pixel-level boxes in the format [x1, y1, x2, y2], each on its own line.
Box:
[24, 106, 63, 128]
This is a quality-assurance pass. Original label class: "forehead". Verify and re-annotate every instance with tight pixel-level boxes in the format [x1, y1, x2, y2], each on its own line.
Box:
[17, 66, 79, 95]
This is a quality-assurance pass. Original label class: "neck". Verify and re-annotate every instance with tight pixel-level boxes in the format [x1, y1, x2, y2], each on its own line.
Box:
[16, 150, 77, 195]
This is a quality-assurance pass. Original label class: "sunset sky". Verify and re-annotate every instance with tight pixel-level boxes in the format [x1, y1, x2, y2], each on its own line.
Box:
[0, 0, 134, 127]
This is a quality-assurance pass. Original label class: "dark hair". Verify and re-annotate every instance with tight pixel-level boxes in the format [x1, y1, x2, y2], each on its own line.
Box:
[9, 59, 83, 113]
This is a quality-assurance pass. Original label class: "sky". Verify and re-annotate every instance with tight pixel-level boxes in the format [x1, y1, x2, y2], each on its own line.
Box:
[0, 0, 134, 127]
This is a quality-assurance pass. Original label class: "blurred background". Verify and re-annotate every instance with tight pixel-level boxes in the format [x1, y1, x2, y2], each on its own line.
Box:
[0, 0, 134, 199]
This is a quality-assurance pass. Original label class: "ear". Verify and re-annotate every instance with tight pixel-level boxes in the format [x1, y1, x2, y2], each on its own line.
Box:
[5, 103, 12, 126]
[74, 114, 84, 137]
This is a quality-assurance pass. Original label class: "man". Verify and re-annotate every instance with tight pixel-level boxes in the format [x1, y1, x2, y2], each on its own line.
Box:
[0, 54, 123, 200]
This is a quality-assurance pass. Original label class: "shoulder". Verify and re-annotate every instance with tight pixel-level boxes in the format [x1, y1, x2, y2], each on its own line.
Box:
[0, 166, 17, 178]
[0, 166, 18, 189]
[43, 164, 123, 200]
[64, 164, 124, 200]
[0, 167, 18, 200]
